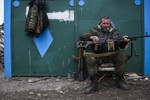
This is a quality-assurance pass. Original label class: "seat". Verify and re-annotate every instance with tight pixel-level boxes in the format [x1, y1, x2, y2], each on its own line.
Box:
[99, 63, 115, 71]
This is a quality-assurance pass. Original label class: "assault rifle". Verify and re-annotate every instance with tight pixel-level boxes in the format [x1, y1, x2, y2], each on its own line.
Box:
[76, 34, 150, 81]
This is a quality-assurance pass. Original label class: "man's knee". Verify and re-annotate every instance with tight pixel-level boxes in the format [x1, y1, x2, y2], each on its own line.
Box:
[86, 57, 98, 77]
[86, 57, 96, 66]
[88, 66, 99, 77]
[117, 52, 129, 62]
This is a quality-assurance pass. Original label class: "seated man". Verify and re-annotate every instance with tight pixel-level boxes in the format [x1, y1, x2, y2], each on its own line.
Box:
[79, 16, 130, 94]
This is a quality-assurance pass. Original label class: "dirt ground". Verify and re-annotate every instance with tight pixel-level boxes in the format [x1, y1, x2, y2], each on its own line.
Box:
[0, 69, 150, 100]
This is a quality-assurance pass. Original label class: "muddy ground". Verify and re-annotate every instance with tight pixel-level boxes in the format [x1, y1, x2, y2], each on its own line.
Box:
[0, 69, 150, 100]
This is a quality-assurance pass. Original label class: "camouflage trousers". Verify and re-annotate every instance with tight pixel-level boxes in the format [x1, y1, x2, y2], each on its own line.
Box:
[86, 52, 129, 77]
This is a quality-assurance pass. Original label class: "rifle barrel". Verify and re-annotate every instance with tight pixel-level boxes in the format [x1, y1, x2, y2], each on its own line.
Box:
[128, 35, 150, 39]
[117, 35, 150, 41]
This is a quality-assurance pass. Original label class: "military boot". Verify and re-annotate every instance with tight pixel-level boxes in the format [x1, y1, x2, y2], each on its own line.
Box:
[84, 76, 99, 94]
[116, 76, 129, 90]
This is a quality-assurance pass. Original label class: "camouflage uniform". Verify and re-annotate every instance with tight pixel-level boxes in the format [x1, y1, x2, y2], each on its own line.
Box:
[80, 25, 129, 78]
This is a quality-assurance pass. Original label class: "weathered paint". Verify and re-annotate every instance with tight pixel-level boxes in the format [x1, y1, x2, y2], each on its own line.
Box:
[26, 6, 74, 22]
[47, 10, 74, 21]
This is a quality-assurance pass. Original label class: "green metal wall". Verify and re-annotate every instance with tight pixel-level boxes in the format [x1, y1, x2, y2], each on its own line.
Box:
[12, 0, 76, 76]
[11, 0, 144, 76]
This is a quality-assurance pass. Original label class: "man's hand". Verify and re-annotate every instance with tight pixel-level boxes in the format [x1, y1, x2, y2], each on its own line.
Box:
[90, 36, 99, 44]
[123, 35, 130, 42]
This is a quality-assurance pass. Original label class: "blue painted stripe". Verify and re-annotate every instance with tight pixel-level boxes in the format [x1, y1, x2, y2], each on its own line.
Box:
[144, 0, 150, 75]
[4, 0, 12, 77]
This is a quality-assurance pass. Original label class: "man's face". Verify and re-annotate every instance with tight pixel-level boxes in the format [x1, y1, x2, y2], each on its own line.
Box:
[100, 19, 111, 31]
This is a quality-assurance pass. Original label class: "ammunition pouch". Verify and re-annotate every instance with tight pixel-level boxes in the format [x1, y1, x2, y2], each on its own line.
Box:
[94, 38, 116, 53]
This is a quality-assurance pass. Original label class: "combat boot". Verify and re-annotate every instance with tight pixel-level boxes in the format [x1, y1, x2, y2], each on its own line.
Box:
[116, 76, 129, 90]
[84, 76, 99, 94]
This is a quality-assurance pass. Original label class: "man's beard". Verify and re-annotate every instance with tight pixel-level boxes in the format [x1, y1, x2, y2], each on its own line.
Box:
[101, 26, 110, 33]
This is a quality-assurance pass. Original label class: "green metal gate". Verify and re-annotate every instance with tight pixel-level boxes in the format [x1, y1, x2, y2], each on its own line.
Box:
[12, 0, 76, 76]
[11, 0, 144, 76]
[75, 0, 144, 74]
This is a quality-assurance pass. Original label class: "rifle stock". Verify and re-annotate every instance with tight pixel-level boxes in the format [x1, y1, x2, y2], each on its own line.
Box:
[76, 41, 94, 48]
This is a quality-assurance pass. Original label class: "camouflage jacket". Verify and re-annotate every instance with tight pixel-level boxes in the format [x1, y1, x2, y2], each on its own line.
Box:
[79, 25, 128, 52]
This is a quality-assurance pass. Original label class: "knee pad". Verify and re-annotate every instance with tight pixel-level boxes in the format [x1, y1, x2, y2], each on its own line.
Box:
[86, 57, 96, 66]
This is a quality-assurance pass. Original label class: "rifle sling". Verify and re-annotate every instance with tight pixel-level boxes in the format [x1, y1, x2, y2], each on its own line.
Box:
[83, 50, 124, 58]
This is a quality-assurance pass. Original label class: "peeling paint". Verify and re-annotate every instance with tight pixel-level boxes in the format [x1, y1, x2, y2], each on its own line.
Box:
[62, 61, 64, 66]
[68, 58, 70, 64]
[29, 50, 31, 76]
[59, 48, 61, 51]
[47, 10, 74, 21]
[29, 50, 31, 66]
[25, 7, 74, 22]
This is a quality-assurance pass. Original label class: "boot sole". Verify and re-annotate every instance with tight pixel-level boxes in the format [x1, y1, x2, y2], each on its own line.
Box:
[84, 88, 99, 94]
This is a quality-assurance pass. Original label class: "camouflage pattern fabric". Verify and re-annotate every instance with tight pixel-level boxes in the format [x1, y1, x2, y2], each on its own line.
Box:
[25, 4, 38, 35]
[25, 0, 48, 37]
[85, 52, 129, 77]
[80, 25, 129, 77]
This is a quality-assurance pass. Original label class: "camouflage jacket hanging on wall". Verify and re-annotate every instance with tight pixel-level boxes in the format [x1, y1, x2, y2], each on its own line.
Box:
[25, 0, 48, 37]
